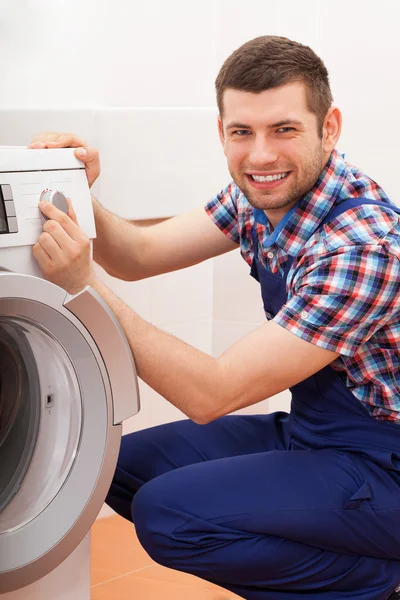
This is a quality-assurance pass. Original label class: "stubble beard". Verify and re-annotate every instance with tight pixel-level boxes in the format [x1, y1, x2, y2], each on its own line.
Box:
[230, 146, 325, 212]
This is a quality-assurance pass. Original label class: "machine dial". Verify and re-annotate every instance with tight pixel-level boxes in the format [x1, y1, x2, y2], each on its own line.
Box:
[39, 189, 69, 221]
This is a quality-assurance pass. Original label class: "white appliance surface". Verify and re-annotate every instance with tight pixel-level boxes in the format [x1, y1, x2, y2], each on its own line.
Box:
[0, 148, 139, 599]
[0, 146, 95, 277]
[3, 536, 91, 600]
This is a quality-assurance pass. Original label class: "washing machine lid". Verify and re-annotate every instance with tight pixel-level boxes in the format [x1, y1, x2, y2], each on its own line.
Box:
[0, 146, 84, 172]
[0, 272, 140, 592]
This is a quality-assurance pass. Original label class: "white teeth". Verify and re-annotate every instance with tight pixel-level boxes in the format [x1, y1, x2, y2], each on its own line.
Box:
[251, 172, 288, 182]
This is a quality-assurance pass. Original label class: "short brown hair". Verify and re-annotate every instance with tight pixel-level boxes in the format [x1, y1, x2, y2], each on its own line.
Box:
[215, 36, 333, 135]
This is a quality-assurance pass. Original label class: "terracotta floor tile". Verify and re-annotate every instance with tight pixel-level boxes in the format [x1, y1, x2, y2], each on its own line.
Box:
[91, 567, 125, 587]
[91, 569, 240, 600]
[91, 515, 153, 575]
[91, 515, 243, 599]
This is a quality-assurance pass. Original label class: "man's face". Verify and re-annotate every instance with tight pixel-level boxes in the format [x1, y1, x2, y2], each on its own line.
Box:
[218, 83, 331, 224]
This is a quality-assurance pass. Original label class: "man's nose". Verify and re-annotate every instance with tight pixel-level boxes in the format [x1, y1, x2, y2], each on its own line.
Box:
[248, 137, 279, 166]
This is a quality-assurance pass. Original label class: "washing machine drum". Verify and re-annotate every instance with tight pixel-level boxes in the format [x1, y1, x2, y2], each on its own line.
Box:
[0, 317, 82, 535]
[0, 321, 41, 516]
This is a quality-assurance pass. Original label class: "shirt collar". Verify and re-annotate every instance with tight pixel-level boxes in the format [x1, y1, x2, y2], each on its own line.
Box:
[254, 150, 349, 256]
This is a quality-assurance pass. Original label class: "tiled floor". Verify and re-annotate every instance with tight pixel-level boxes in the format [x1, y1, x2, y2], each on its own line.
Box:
[91, 514, 243, 599]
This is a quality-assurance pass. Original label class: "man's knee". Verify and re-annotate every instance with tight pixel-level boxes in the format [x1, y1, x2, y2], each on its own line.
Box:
[132, 471, 241, 572]
[133, 477, 182, 567]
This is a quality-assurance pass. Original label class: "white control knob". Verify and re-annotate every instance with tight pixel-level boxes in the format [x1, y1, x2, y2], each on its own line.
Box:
[39, 189, 69, 221]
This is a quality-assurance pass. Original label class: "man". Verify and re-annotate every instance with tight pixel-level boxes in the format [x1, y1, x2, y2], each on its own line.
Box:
[29, 36, 400, 599]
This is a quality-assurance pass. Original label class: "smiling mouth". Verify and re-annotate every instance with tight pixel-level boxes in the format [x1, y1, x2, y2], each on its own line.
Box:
[249, 172, 290, 182]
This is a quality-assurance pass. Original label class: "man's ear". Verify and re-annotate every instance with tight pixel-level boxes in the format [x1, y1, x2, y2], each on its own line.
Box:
[217, 116, 225, 149]
[322, 106, 342, 153]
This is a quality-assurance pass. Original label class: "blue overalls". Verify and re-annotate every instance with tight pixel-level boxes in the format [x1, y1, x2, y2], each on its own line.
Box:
[106, 198, 400, 599]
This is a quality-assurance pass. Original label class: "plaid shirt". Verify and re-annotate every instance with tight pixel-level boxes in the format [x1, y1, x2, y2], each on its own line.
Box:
[205, 150, 400, 422]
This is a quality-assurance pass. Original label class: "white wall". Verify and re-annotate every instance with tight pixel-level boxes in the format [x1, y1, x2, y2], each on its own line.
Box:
[1, 0, 399, 437]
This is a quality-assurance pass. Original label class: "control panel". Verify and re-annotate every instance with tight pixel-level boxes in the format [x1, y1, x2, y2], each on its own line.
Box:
[0, 147, 96, 277]
[0, 148, 96, 251]
[0, 184, 18, 234]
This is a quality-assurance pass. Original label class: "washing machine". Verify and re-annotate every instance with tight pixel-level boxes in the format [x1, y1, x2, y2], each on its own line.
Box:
[0, 147, 140, 598]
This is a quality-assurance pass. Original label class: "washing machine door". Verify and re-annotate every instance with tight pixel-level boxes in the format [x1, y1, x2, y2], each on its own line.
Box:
[0, 272, 140, 593]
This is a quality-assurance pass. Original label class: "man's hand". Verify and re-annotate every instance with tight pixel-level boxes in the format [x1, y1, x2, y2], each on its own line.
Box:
[33, 198, 97, 295]
[28, 132, 100, 188]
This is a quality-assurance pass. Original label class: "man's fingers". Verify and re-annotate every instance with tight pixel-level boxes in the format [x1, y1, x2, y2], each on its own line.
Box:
[30, 131, 61, 144]
[46, 133, 88, 148]
[28, 132, 100, 187]
[73, 147, 100, 187]
[66, 197, 79, 225]
[43, 219, 74, 252]
[28, 132, 87, 149]
[33, 240, 51, 264]
[34, 232, 63, 264]
[39, 200, 84, 242]
[28, 141, 47, 149]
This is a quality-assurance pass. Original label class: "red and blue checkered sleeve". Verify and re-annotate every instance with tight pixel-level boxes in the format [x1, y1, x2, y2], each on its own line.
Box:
[204, 182, 240, 243]
[274, 246, 400, 356]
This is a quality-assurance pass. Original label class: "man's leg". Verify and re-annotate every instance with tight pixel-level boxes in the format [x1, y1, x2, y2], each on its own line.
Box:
[133, 448, 400, 599]
[106, 412, 290, 521]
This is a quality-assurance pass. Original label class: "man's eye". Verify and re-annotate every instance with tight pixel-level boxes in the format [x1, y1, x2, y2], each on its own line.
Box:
[277, 127, 295, 133]
[233, 129, 251, 136]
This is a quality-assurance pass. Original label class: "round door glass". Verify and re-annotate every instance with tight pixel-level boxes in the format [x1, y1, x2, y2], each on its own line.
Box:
[0, 317, 82, 534]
